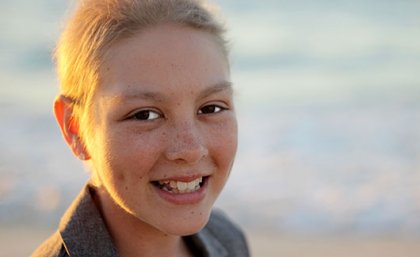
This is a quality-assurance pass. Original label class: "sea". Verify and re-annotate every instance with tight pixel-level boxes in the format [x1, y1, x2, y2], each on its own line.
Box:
[1, 0, 420, 236]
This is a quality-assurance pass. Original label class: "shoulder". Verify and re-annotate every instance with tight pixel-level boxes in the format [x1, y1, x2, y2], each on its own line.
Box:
[30, 231, 67, 257]
[204, 209, 250, 257]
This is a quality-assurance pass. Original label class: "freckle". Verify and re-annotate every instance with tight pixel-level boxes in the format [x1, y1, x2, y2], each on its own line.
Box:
[125, 186, 128, 190]
[138, 176, 143, 180]
[190, 211, 195, 215]
[163, 174, 167, 178]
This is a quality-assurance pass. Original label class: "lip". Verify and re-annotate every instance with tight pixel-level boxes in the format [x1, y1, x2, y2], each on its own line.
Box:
[152, 176, 209, 205]
[152, 174, 208, 183]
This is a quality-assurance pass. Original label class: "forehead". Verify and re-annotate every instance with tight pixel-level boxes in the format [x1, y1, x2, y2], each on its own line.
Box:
[97, 23, 229, 97]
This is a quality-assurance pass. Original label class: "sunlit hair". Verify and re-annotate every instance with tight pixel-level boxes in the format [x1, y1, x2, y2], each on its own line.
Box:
[55, 0, 228, 149]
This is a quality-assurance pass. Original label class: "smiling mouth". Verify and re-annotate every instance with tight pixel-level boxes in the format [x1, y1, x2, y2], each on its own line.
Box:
[152, 176, 208, 194]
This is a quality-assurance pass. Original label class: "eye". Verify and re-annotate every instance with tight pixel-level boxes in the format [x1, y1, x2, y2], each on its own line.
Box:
[198, 104, 227, 115]
[129, 109, 162, 121]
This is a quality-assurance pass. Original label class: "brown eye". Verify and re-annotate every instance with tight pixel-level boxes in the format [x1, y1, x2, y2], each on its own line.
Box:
[131, 110, 161, 121]
[198, 105, 225, 114]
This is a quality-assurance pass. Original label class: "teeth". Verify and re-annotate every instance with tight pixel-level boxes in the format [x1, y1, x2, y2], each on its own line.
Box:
[157, 177, 203, 194]
[187, 181, 196, 190]
[177, 181, 187, 191]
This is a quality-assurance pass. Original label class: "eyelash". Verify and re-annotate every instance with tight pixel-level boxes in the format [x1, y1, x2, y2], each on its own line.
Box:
[198, 104, 227, 115]
[128, 109, 162, 121]
[128, 104, 228, 121]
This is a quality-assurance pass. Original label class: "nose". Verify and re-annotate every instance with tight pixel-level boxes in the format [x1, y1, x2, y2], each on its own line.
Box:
[164, 121, 209, 164]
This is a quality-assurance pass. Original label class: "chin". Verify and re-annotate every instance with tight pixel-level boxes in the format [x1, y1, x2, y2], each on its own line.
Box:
[162, 210, 212, 236]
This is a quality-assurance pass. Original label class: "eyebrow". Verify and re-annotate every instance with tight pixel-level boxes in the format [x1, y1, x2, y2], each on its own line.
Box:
[106, 81, 233, 103]
[104, 88, 165, 104]
[198, 81, 233, 99]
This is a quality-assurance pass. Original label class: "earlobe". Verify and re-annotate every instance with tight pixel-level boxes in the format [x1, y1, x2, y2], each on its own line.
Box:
[54, 95, 90, 160]
[71, 134, 88, 160]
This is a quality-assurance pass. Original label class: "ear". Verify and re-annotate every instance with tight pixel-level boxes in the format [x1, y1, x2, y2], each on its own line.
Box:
[54, 95, 78, 145]
[54, 95, 90, 160]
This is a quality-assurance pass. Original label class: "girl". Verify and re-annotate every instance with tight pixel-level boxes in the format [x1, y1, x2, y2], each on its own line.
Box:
[31, 0, 249, 256]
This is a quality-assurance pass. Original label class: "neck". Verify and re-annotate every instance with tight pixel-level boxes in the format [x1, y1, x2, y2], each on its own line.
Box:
[93, 186, 192, 257]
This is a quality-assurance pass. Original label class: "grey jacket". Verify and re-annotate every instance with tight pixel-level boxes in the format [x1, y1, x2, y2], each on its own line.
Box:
[31, 185, 249, 257]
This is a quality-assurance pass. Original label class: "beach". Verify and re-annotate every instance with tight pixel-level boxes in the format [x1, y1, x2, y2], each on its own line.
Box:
[248, 232, 420, 257]
[1, 0, 420, 254]
[2, 226, 420, 257]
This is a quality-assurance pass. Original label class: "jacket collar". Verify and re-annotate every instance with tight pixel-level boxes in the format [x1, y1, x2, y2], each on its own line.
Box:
[192, 228, 228, 257]
[59, 185, 119, 257]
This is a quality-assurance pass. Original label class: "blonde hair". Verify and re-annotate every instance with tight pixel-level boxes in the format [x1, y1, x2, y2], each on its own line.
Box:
[55, 0, 228, 148]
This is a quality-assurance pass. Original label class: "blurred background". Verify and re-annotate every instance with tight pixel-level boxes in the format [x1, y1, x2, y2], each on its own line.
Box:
[1, 0, 419, 256]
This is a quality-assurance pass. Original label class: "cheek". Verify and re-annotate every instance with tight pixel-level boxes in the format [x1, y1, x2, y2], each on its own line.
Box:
[209, 117, 238, 168]
[94, 127, 166, 185]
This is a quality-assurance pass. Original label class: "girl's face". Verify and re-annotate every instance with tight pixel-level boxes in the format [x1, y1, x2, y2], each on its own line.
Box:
[88, 23, 237, 235]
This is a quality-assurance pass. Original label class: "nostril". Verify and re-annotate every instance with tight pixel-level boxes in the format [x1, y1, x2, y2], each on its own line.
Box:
[165, 145, 208, 163]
